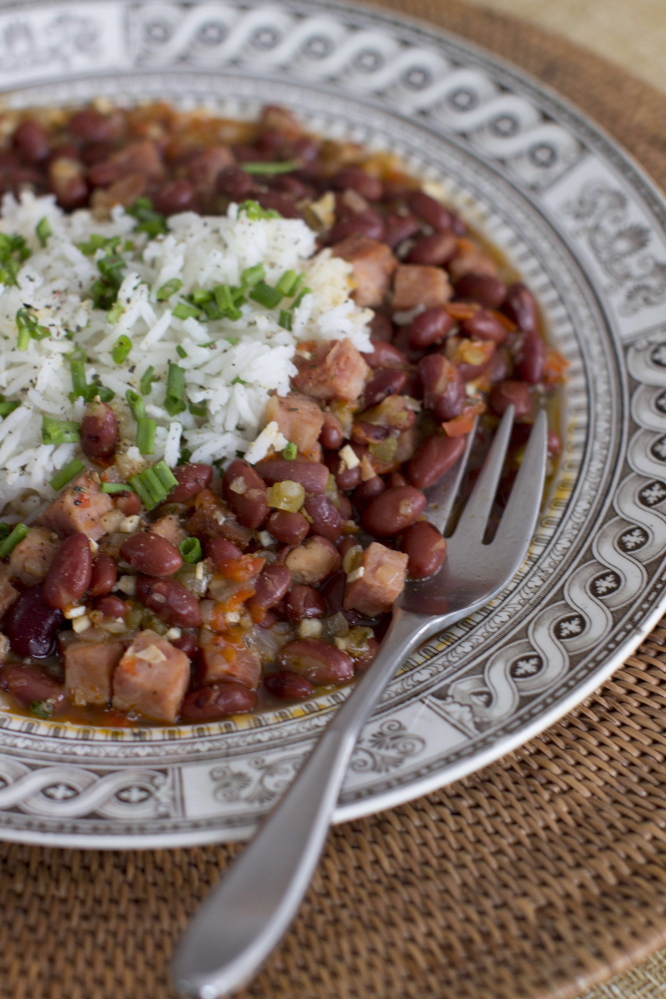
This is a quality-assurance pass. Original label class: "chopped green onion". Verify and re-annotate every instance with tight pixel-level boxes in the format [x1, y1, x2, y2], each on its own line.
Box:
[94, 383, 115, 403]
[78, 233, 120, 256]
[0, 523, 29, 558]
[179, 537, 202, 563]
[224, 336, 240, 346]
[107, 301, 124, 324]
[29, 700, 54, 719]
[136, 417, 157, 455]
[212, 284, 242, 321]
[165, 362, 186, 416]
[237, 200, 281, 221]
[278, 309, 292, 331]
[179, 447, 192, 464]
[156, 278, 183, 301]
[0, 524, 11, 539]
[126, 389, 146, 421]
[128, 461, 177, 510]
[127, 474, 153, 509]
[100, 481, 131, 494]
[231, 376, 247, 386]
[189, 289, 213, 306]
[282, 441, 298, 460]
[90, 245, 126, 311]
[276, 270, 300, 296]
[50, 459, 85, 491]
[42, 416, 79, 445]
[249, 281, 282, 309]
[36, 217, 52, 247]
[0, 233, 31, 287]
[241, 264, 265, 287]
[126, 197, 168, 238]
[241, 161, 299, 175]
[292, 286, 312, 308]
[176, 345, 188, 359]
[16, 307, 50, 350]
[153, 460, 178, 492]
[173, 302, 203, 321]
[112, 335, 132, 364]
[139, 366, 156, 395]
[188, 400, 207, 418]
[0, 397, 20, 418]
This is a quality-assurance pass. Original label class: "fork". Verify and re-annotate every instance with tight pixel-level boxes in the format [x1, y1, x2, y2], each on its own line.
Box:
[172, 405, 548, 999]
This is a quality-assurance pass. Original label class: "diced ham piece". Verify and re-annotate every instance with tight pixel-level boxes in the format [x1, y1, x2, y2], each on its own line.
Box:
[198, 626, 262, 689]
[0, 565, 18, 618]
[392, 265, 452, 311]
[149, 513, 188, 549]
[447, 238, 498, 281]
[8, 526, 59, 585]
[285, 536, 341, 585]
[185, 489, 252, 549]
[64, 640, 125, 707]
[38, 470, 114, 540]
[331, 234, 397, 307]
[91, 140, 165, 186]
[343, 542, 408, 617]
[264, 392, 325, 458]
[112, 630, 190, 723]
[293, 338, 369, 403]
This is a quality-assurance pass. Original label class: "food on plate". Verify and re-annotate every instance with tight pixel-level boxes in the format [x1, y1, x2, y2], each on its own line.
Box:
[0, 102, 566, 726]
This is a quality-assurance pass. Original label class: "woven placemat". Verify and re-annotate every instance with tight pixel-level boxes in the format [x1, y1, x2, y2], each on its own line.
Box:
[1, 3, 666, 998]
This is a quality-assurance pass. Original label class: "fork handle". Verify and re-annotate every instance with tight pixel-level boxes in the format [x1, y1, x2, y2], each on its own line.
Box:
[172, 610, 430, 999]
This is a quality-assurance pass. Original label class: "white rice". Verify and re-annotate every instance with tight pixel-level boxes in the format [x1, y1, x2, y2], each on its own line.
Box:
[0, 192, 373, 519]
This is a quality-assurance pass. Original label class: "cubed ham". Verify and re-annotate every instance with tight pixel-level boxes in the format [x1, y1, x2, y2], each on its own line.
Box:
[112, 630, 190, 723]
[264, 392, 324, 457]
[38, 470, 114, 540]
[198, 626, 262, 689]
[185, 488, 252, 549]
[447, 238, 498, 281]
[343, 542, 408, 616]
[149, 513, 187, 549]
[8, 526, 59, 585]
[331, 235, 397, 307]
[186, 146, 235, 194]
[0, 565, 18, 617]
[92, 140, 165, 186]
[293, 338, 369, 403]
[64, 640, 125, 707]
[285, 536, 341, 585]
[392, 265, 452, 311]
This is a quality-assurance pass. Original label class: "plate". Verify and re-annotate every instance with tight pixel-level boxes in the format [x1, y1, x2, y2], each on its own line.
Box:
[0, 0, 664, 848]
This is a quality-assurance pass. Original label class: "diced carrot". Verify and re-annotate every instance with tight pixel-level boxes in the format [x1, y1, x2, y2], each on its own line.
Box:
[445, 301, 479, 320]
[542, 349, 569, 385]
[442, 401, 485, 437]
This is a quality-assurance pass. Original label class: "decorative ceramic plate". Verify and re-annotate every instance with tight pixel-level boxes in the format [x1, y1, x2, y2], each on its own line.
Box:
[0, 0, 664, 848]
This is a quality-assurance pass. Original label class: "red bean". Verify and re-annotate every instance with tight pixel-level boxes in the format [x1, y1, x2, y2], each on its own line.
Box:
[407, 435, 466, 489]
[89, 552, 117, 598]
[4, 586, 64, 658]
[487, 347, 512, 384]
[327, 210, 384, 244]
[136, 575, 202, 629]
[120, 532, 183, 577]
[337, 492, 353, 520]
[361, 485, 427, 537]
[180, 682, 257, 721]
[408, 191, 454, 231]
[255, 190, 302, 220]
[49, 157, 88, 210]
[206, 537, 243, 570]
[418, 352, 457, 408]
[217, 166, 254, 199]
[168, 463, 213, 504]
[0, 663, 64, 708]
[278, 638, 354, 684]
[383, 213, 420, 248]
[354, 637, 379, 674]
[389, 472, 407, 488]
[80, 401, 118, 464]
[304, 494, 344, 543]
[516, 332, 546, 384]
[361, 342, 406, 369]
[405, 231, 457, 266]
[489, 380, 533, 418]
[354, 476, 386, 508]
[369, 312, 394, 342]
[13, 121, 50, 163]
[223, 459, 269, 529]
[264, 671, 315, 700]
[407, 307, 455, 350]
[69, 109, 122, 143]
[319, 412, 344, 451]
[332, 166, 383, 201]
[431, 369, 466, 422]
[256, 458, 329, 494]
[95, 595, 126, 620]
[461, 309, 507, 344]
[362, 368, 408, 409]
[335, 463, 361, 491]
[503, 282, 539, 334]
[247, 564, 292, 620]
[266, 510, 310, 546]
[320, 570, 346, 615]
[153, 179, 197, 214]
[284, 584, 326, 623]
[400, 521, 447, 578]
[43, 534, 92, 610]
[454, 274, 507, 308]
[172, 631, 198, 659]
[116, 491, 142, 516]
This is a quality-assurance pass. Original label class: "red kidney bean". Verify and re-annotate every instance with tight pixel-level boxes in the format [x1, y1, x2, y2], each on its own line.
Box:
[255, 190, 302, 220]
[136, 576, 202, 629]
[362, 368, 408, 409]
[332, 166, 383, 201]
[120, 533, 183, 577]
[0, 663, 65, 708]
[503, 282, 539, 335]
[13, 120, 50, 163]
[319, 412, 344, 451]
[335, 463, 361, 491]
[418, 353, 457, 407]
[180, 682, 257, 722]
[461, 309, 507, 344]
[353, 637, 379, 674]
[354, 475, 386, 508]
[304, 494, 344, 543]
[153, 179, 197, 214]
[206, 537, 243, 569]
[337, 536, 357, 558]
[407, 434, 466, 489]
[43, 534, 92, 610]
[516, 332, 546, 384]
[69, 109, 122, 143]
[361, 485, 427, 537]
[383, 213, 420, 248]
[389, 472, 407, 488]
[172, 631, 198, 659]
[266, 510, 310, 546]
[270, 175, 315, 199]
[431, 368, 466, 422]
[327, 210, 384, 244]
[400, 521, 447, 578]
[278, 638, 354, 684]
[116, 491, 142, 516]
[320, 570, 346, 615]
[361, 341, 406, 369]
[407, 190, 454, 231]
[454, 274, 507, 308]
[80, 140, 115, 166]
[4, 586, 64, 658]
[167, 462, 213, 504]
[489, 380, 533, 418]
[369, 312, 394, 342]
[247, 564, 292, 619]
[264, 671, 315, 701]
[222, 459, 269, 529]
[95, 595, 126, 620]
[405, 231, 457, 266]
[256, 458, 328, 494]
[284, 584, 326, 623]
[217, 166, 254, 199]
[80, 401, 118, 464]
[487, 346, 512, 384]
[407, 307, 455, 350]
[89, 552, 117, 598]
[337, 492, 353, 521]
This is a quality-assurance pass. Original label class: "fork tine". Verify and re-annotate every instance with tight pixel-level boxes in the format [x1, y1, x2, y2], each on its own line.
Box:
[491, 409, 548, 555]
[425, 416, 479, 533]
[451, 405, 514, 540]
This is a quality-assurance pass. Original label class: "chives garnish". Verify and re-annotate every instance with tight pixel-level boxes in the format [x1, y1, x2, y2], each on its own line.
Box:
[179, 537, 202, 563]
[176, 345, 188, 359]
[241, 264, 265, 287]
[0, 524, 10, 539]
[42, 416, 79, 445]
[0, 523, 29, 559]
[107, 301, 124, 324]
[189, 288, 212, 306]
[100, 481, 131, 494]
[188, 400, 207, 417]
[276, 270, 300, 296]
[50, 459, 84, 491]
[136, 417, 157, 455]
[127, 474, 153, 509]
[0, 396, 19, 418]
[292, 286, 312, 308]
[0, 233, 30, 286]
[241, 161, 299, 175]
[139, 366, 156, 396]
[165, 362, 186, 416]
[153, 460, 178, 492]
[36, 217, 52, 247]
[237, 200, 281, 221]
[112, 335, 132, 364]
[278, 310, 292, 331]
[68, 351, 114, 403]
[224, 336, 240, 346]
[282, 442, 297, 460]
[126, 197, 168, 238]
[126, 389, 146, 421]
[156, 278, 183, 301]
[213, 284, 242, 321]
[128, 461, 177, 510]
[16, 307, 50, 350]
[179, 447, 192, 464]
[249, 281, 282, 309]
[173, 302, 202, 321]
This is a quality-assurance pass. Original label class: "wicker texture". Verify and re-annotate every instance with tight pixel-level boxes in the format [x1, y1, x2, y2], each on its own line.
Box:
[1, 3, 666, 998]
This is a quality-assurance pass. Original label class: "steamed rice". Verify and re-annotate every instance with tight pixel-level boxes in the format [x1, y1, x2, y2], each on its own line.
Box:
[0, 192, 373, 519]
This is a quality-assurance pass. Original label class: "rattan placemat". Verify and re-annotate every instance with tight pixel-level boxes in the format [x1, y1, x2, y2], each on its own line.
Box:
[1, 3, 665, 998]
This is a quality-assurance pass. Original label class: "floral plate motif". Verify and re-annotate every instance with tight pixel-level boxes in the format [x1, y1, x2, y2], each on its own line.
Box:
[0, 0, 664, 847]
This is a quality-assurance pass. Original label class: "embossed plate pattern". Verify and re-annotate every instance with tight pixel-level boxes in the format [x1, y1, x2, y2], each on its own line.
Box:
[0, 0, 663, 847]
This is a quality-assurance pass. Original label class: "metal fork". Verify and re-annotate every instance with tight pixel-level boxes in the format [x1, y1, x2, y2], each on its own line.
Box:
[172, 406, 548, 999]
